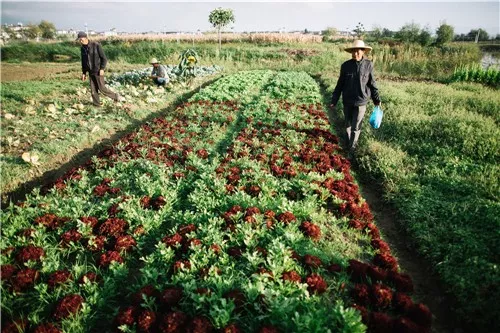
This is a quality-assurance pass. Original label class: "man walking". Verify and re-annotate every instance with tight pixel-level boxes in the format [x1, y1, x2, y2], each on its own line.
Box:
[330, 40, 381, 159]
[77, 31, 123, 106]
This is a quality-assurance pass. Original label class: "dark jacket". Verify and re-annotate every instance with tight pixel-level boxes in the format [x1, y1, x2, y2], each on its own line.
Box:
[331, 58, 380, 107]
[81, 41, 108, 75]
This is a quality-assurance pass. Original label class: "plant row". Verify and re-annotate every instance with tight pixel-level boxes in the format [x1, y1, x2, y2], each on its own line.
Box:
[448, 64, 499, 87]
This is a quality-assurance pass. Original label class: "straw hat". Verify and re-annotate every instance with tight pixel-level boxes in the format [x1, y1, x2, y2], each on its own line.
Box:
[150, 57, 160, 64]
[344, 40, 372, 53]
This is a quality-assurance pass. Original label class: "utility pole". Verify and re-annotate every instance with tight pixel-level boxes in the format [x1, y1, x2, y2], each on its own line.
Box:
[475, 30, 479, 43]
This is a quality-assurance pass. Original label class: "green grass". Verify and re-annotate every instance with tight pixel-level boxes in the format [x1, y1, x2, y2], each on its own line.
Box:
[320, 74, 500, 331]
[0, 41, 81, 62]
[374, 42, 482, 80]
[1, 80, 71, 104]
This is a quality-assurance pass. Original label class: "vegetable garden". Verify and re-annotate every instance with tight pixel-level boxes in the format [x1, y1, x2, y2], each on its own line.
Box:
[1, 71, 432, 332]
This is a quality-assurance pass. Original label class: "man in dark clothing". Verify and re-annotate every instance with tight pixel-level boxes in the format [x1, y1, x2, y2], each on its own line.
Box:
[77, 31, 123, 106]
[330, 40, 381, 159]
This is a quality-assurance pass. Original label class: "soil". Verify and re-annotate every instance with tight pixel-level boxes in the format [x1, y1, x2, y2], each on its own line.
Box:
[1, 63, 77, 82]
[0, 62, 141, 82]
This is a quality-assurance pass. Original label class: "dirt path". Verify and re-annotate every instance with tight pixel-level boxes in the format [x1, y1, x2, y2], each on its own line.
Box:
[0, 62, 143, 82]
[356, 180, 460, 333]
[1, 62, 77, 81]
[313, 75, 461, 333]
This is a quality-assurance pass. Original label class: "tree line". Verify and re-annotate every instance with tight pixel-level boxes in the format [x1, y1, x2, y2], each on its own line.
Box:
[323, 22, 499, 46]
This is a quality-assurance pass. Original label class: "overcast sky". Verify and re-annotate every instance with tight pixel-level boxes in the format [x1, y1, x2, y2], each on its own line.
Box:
[1, 1, 499, 36]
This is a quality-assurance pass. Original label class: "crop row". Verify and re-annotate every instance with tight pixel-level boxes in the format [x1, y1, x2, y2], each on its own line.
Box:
[1, 71, 431, 333]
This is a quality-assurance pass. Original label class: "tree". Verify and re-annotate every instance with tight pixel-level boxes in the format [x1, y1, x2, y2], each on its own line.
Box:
[353, 22, 365, 38]
[418, 26, 433, 46]
[454, 33, 469, 42]
[321, 27, 337, 42]
[370, 25, 383, 40]
[382, 28, 394, 38]
[38, 20, 56, 39]
[467, 29, 489, 42]
[435, 23, 454, 45]
[24, 24, 41, 40]
[396, 22, 421, 43]
[2, 25, 18, 40]
[208, 7, 235, 55]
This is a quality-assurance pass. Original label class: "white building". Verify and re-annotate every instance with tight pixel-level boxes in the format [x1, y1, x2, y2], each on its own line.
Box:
[103, 28, 118, 37]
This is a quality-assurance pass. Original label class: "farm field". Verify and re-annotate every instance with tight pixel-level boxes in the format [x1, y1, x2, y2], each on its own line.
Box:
[0, 40, 490, 201]
[1, 70, 430, 332]
[1, 39, 499, 332]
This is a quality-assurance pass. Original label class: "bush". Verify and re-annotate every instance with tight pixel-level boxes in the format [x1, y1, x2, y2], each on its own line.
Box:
[449, 64, 500, 87]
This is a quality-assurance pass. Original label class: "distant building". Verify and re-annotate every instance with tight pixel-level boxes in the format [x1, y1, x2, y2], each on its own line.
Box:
[56, 29, 76, 36]
[103, 28, 118, 37]
[1, 22, 28, 39]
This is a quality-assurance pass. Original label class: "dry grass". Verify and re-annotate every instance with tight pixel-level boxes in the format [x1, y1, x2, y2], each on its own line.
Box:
[92, 32, 323, 44]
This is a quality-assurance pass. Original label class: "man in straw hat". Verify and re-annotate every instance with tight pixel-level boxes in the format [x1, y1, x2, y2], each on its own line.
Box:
[330, 39, 381, 160]
[76, 31, 124, 107]
[149, 57, 169, 86]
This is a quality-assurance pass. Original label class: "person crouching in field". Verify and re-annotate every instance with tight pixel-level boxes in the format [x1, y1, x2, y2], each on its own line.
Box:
[77, 31, 124, 107]
[329, 40, 381, 160]
[149, 58, 169, 87]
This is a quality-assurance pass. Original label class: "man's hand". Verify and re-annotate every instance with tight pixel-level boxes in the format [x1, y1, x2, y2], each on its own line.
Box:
[99, 69, 104, 76]
[81, 74, 86, 81]
[329, 104, 336, 110]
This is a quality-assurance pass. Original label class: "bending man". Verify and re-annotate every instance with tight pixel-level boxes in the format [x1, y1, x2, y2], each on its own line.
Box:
[149, 58, 169, 86]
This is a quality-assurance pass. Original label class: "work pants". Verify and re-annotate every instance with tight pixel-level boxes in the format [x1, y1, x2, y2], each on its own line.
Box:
[343, 104, 367, 151]
[89, 74, 119, 106]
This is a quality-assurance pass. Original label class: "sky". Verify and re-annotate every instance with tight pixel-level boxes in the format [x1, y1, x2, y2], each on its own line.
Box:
[1, 1, 499, 36]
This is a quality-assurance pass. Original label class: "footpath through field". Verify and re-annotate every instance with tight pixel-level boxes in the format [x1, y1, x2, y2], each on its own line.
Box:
[2, 70, 431, 332]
